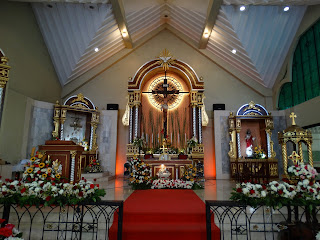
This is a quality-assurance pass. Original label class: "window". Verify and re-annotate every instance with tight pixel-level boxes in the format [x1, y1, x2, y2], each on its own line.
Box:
[278, 19, 320, 110]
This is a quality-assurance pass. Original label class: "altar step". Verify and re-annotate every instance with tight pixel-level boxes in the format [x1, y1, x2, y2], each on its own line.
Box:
[81, 172, 115, 183]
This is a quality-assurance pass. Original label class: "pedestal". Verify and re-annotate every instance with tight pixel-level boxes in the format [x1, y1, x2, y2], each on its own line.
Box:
[39, 140, 84, 183]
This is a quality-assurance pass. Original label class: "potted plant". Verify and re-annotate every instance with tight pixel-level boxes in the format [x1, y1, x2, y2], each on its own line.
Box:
[178, 149, 188, 159]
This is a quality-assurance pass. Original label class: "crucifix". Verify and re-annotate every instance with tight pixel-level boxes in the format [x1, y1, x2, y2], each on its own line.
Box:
[143, 71, 188, 142]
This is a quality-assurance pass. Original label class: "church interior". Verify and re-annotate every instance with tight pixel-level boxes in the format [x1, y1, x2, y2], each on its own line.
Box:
[1, 0, 320, 239]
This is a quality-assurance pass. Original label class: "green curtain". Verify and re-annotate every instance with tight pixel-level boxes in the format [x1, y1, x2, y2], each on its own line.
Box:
[278, 19, 320, 110]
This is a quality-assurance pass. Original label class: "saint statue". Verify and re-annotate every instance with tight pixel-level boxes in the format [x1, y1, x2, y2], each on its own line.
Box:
[245, 129, 255, 157]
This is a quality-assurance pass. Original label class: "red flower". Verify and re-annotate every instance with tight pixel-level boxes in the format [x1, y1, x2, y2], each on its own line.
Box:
[289, 187, 294, 192]
[250, 189, 255, 194]
[93, 178, 97, 182]
[278, 190, 283, 195]
[21, 188, 26, 193]
[2, 192, 7, 196]
[0, 219, 5, 224]
[4, 223, 15, 230]
[236, 188, 242, 193]
[0, 227, 12, 237]
[90, 184, 94, 189]
[310, 189, 314, 193]
[82, 177, 85, 180]
[97, 184, 99, 188]
[52, 182, 56, 186]
[46, 196, 52, 201]
[305, 166, 308, 170]
[262, 185, 267, 190]
[78, 192, 83, 197]
[309, 181, 314, 186]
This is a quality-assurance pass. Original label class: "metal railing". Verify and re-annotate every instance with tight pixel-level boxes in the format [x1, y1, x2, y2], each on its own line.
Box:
[1, 201, 123, 240]
[206, 200, 320, 240]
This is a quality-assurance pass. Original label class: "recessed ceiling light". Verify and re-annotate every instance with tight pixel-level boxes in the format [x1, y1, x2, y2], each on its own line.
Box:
[240, 6, 246, 11]
[283, 6, 290, 12]
[232, 49, 237, 54]
[94, 47, 99, 52]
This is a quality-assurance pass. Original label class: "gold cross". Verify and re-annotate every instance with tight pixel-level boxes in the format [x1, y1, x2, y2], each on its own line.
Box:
[290, 112, 297, 125]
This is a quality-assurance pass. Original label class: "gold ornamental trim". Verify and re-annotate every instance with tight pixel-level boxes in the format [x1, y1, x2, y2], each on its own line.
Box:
[156, 49, 176, 71]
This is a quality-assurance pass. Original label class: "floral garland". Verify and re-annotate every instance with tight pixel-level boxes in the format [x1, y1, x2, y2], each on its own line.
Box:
[231, 162, 320, 207]
[129, 156, 152, 190]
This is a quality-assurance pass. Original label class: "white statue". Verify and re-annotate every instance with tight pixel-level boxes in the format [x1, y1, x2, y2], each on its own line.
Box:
[245, 129, 255, 157]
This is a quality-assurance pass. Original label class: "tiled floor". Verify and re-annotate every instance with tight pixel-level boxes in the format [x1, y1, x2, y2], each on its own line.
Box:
[99, 178, 237, 202]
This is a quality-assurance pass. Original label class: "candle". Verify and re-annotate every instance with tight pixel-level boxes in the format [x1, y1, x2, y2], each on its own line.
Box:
[171, 133, 172, 143]
[96, 149, 98, 160]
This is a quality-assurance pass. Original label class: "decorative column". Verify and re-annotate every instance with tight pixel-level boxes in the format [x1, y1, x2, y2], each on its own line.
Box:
[90, 112, 100, 152]
[70, 150, 77, 184]
[190, 91, 198, 139]
[282, 144, 288, 176]
[0, 56, 10, 125]
[307, 142, 313, 166]
[60, 108, 67, 140]
[133, 91, 141, 139]
[52, 101, 61, 138]
[298, 142, 303, 162]
[197, 92, 204, 144]
[128, 92, 134, 143]
[266, 130, 272, 158]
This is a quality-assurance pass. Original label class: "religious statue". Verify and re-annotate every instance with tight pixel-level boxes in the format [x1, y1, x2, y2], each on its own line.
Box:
[245, 129, 255, 157]
[157, 164, 171, 179]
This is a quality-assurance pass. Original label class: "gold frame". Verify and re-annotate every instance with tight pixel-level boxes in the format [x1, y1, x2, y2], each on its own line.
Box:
[278, 112, 313, 177]
[228, 101, 278, 179]
[52, 93, 100, 154]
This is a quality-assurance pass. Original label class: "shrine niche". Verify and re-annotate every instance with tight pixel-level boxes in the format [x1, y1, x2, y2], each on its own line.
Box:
[51, 93, 100, 170]
[228, 101, 278, 182]
[123, 49, 208, 179]
[278, 112, 313, 179]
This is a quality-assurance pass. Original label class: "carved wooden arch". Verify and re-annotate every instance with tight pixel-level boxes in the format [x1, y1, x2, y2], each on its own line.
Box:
[128, 59, 204, 90]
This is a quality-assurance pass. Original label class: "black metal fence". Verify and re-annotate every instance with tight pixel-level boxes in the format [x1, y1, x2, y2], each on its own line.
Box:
[1, 201, 123, 240]
[206, 200, 320, 240]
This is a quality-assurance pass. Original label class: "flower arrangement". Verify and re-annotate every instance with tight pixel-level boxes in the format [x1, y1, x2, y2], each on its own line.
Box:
[253, 146, 266, 159]
[231, 162, 320, 208]
[151, 179, 193, 189]
[288, 162, 318, 181]
[181, 164, 197, 182]
[129, 156, 152, 190]
[23, 152, 62, 183]
[0, 177, 105, 206]
[187, 137, 198, 149]
[0, 219, 23, 240]
[0, 152, 105, 206]
[84, 159, 102, 173]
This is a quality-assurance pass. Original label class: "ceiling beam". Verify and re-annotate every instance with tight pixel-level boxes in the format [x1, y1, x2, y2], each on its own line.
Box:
[199, 0, 223, 49]
[110, 0, 133, 49]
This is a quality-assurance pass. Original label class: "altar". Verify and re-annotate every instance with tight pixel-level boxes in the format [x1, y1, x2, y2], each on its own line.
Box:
[123, 49, 207, 179]
[144, 156, 193, 179]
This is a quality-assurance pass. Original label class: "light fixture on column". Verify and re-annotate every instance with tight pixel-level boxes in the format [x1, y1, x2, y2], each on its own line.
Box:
[122, 30, 128, 37]
[204, 30, 210, 38]
[240, 5, 246, 11]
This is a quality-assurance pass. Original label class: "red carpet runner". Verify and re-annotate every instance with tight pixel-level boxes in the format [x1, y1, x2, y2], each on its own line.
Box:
[109, 189, 220, 240]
